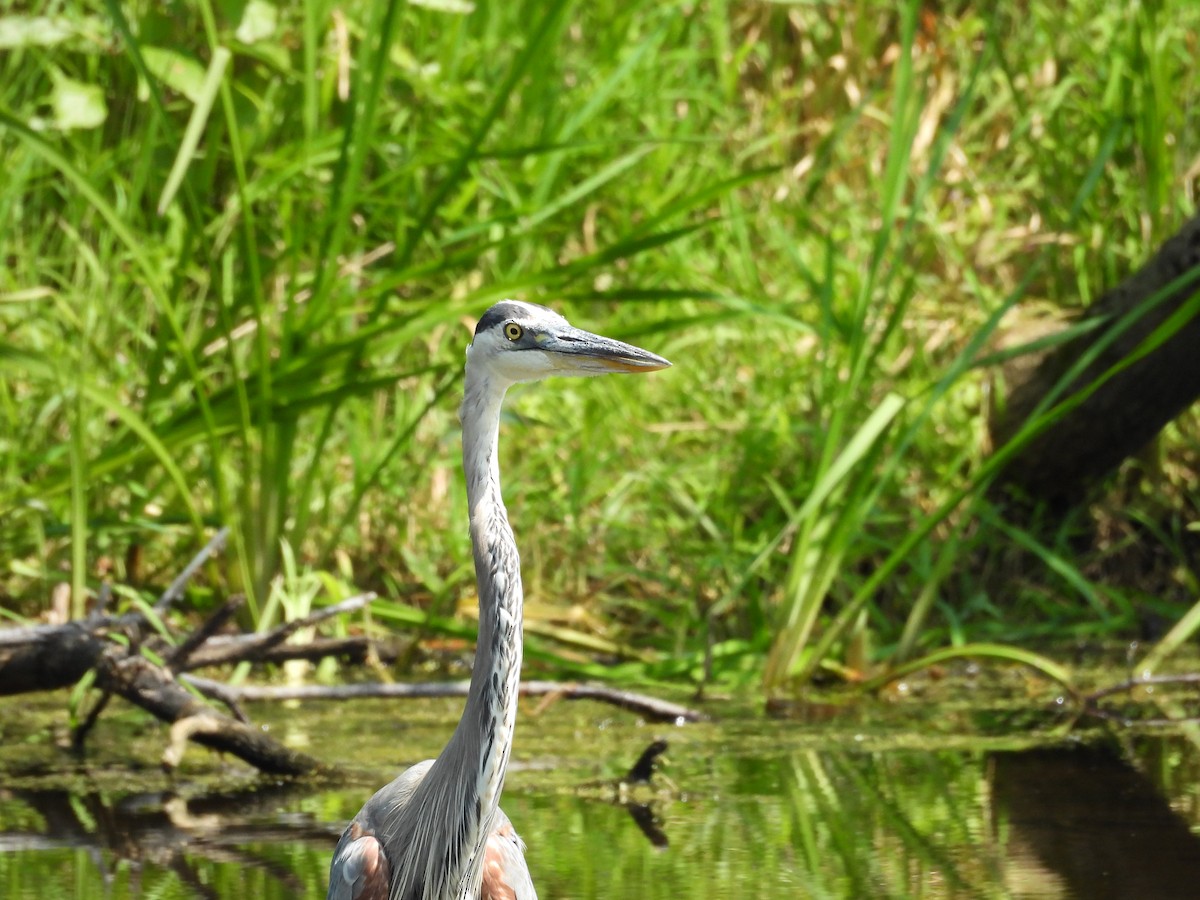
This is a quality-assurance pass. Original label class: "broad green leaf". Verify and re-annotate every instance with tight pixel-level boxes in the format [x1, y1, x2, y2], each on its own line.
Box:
[141, 46, 208, 103]
[50, 73, 107, 131]
[410, 0, 475, 11]
[0, 16, 74, 49]
[235, 0, 278, 44]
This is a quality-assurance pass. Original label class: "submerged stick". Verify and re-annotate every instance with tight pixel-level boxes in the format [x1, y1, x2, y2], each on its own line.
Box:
[71, 689, 113, 751]
[1084, 672, 1200, 703]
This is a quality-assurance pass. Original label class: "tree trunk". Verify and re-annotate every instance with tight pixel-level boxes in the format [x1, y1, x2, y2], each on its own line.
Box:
[990, 211, 1200, 506]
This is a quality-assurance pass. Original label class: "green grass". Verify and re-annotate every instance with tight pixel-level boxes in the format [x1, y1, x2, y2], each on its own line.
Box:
[1, 0, 1198, 693]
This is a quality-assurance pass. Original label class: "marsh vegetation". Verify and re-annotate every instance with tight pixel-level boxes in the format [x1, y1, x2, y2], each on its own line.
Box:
[2, 0, 1200, 894]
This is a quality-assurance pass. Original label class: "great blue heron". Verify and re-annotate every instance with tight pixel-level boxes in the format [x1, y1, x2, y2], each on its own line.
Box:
[327, 300, 670, 900]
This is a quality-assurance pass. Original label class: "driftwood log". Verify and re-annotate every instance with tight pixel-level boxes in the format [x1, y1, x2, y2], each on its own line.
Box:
[0, 529, 705, 775]
[0, 527, 234, 697]
[0, 530, 327, 775]
[990, 210, 1200, 506]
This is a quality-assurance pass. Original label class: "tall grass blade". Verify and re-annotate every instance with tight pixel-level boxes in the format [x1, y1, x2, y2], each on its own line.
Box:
[861, 643, 1074, 693]
[157, 46, 230, 215]
[763, 393, 906, 689]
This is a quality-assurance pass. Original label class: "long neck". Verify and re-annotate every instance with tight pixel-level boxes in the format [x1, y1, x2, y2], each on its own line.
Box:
[458, 366, 525, 816]
[402, 365, 524, 899]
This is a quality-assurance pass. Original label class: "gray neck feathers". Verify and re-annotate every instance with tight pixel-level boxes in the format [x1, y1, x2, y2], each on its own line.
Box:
[385, 366, 525, 900]
[458, 366, 525, 825]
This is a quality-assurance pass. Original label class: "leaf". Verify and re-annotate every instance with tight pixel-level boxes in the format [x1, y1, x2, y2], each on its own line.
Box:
[409, 0, 475, 12]
[861, 643, 1075, 693]
[141, 46, 208, 103]
[518, 145, 655, 233]
[50, 73, 107, 131]
[67, 668, 98, 730]
[235, 0, 278, 45]
[0, 16, 75, 49]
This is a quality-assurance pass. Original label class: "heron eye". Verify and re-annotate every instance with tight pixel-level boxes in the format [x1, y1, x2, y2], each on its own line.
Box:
[503, 322, 523, 341]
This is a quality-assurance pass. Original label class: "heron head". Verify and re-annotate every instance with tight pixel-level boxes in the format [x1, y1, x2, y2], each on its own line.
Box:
[466, 300, 671, 385]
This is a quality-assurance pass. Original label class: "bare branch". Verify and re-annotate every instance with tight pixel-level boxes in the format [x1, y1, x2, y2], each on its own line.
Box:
[71, 689, 112, 751]
[167, 594, 246, 672]
[182, 635, 382, 671]
[175, 594, 376, 670]
[154, 527, 230, 613]
[180, 675, 706, 723]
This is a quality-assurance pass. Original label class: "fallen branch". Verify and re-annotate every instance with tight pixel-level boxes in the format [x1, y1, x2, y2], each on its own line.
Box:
[181, 675, 707, 723]
[1, 530, 701, 777]
[0, 528, 237, 695]
[0, 592, 378, 695]
[0, 529, 329, 775]
[177, 594, 376, 670]
[989, 210, 1200, 506]
[183, 635, 385, 670]
[167, 594, 245, 672]
[94, 650, 320, 776]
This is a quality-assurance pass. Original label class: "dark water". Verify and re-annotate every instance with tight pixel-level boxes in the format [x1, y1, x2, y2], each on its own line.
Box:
[2, 691, 1199, 898]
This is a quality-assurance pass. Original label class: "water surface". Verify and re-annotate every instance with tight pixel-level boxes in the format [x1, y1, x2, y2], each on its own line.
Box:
[1, 682, 1198, 898]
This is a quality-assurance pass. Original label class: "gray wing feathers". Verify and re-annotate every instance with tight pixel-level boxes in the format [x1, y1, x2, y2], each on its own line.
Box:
[326, 761, 434, 900]
[328, 828, 390, 900]
[326, 764, 535, 900]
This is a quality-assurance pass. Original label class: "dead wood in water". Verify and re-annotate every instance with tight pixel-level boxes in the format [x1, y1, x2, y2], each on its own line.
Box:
[0, 529, 326, 775]
[95, 651, 320, 776]
[0, 528, 704, 776]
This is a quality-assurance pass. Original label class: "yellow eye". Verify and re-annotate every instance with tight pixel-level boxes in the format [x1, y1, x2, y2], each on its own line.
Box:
[504, 322, 523, 341]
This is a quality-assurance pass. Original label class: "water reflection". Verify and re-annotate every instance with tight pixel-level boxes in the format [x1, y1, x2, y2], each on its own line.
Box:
[0, 783, 332, 898]
[990, 746, 1200, 899]
[1, 734, 1199, 897]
